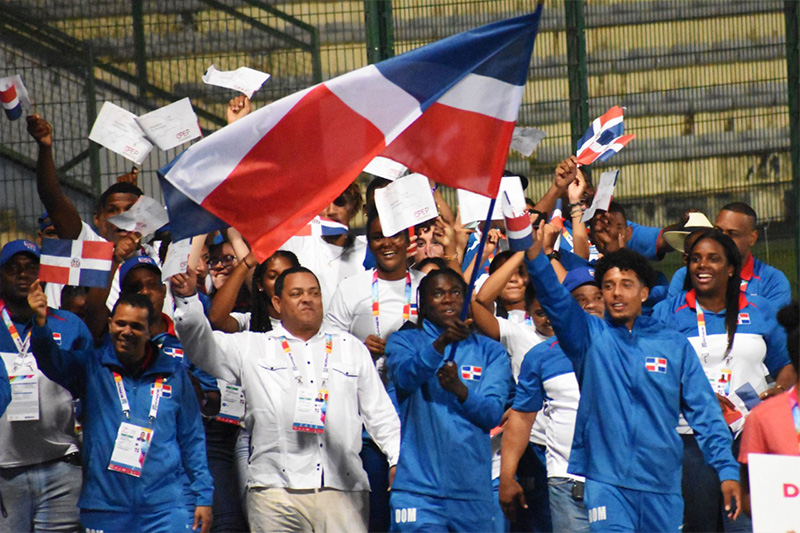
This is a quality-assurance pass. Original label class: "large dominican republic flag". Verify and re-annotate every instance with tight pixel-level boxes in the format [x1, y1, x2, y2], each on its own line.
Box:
[39, 239, 114, 288]
[160, 5, 543, 260]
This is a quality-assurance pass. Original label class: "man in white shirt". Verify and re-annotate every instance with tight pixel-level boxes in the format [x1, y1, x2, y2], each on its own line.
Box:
[171, 266, 401, 532]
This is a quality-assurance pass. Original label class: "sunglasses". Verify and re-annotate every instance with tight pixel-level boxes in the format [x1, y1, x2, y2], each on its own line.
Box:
[208, 254, 236, 268]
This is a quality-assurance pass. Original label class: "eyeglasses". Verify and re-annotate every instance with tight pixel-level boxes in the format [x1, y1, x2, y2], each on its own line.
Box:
[208, 255, 236, 269]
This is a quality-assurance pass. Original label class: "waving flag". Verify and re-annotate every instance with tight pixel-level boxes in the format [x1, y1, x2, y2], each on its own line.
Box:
[0, 83, 22, 120]
[160, 5, 543, 260]
[575, 106, 635, 166]
[39, 239, 114, 288]
[501, 187, 532, 252]
[294, 216, 349, 237]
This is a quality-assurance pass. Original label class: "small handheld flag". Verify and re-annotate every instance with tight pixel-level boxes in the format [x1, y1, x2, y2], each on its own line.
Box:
[293, 216, 349, 238]
[575, 106, 635, 166]
[39, 239, 115, 288]
[501, 190, 533, 252]
[0, 75, 31, 121]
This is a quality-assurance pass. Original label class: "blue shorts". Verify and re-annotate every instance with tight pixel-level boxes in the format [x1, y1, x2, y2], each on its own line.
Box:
[584, 479, 682, 532]
[390, 490, 493, 532]
[81, 507, 191, 533]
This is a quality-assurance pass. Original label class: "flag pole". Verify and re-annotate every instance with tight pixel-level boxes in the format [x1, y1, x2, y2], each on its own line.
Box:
[447, 197, 496, 362]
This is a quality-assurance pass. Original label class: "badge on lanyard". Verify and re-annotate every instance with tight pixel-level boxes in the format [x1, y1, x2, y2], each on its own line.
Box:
[7, 372, 39, 421]
[705, 367, 732, 396]
[216, 381, 246, 425]
[108, 372, 162, 477]
[108, 422, 153, 477]
[281, 334, 332, 434]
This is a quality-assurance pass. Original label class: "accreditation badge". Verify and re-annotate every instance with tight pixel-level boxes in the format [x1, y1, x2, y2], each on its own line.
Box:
[292, 387, 328, 434]
[216, 381, 245, 425]
[705, 367, 732, 396]
[108, 422, 153, 477]
[7, 373, 39, 421]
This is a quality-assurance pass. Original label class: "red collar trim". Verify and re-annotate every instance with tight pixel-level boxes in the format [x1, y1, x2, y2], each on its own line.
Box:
[741, 254, 756, 281]
[162, 313, 175, 337]
[682, 289, 749, 312]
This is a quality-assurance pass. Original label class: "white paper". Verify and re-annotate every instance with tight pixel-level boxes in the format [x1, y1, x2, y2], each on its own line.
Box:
[107, 196, 169, 237]
[500, 181, 528, 218]
[201, 64, 271, 99]
[457, 176, 526, 224]
[0, 74, 32, 109]
[160, 237, 193, 282]
[135, 98, 201, 151]
[374, 173, 438, 236]
[581, 170, 619, 222]
[510, 127, 547, 157]
[363, 156, 408, 180]
[89, 102, 153, 165]
[748, 453, 800, 533]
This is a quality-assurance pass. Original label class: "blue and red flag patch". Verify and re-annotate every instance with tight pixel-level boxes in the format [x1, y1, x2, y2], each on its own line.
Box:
[645, 357, 667, 374]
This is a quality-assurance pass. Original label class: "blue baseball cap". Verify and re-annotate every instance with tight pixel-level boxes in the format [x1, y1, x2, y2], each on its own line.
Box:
[563, 267, 596, 293]
[0, 240, 41, 268]
[119, 256, 161, 285]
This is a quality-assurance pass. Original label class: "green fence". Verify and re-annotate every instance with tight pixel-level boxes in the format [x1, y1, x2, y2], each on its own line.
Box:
[1, 0, 797, 293]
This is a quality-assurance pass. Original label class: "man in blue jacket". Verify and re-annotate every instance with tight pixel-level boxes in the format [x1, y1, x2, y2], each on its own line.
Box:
[385, 268, 513, 532]
[28, 284, 213, 532]
[524, 229, 741, 532]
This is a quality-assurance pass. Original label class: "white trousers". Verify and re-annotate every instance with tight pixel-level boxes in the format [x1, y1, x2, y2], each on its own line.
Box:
[247, 487, 369, 533]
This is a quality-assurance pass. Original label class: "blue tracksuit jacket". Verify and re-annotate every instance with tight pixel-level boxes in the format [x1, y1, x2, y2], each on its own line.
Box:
[386, 320, 512, 501]
[525, 254, 739, 494]
[30, 324, 213, 512]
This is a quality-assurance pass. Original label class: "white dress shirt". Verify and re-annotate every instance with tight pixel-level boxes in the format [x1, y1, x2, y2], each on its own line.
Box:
[174, 293, 400, 492]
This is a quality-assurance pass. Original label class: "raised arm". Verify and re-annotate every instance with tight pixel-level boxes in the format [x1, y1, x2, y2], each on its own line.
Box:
[208, 251, 257, 332]
[171, 272, 245, 384]
[26, 115, 83, 239]
[531, 156, 577, 218]
[567, 169, 590, 259]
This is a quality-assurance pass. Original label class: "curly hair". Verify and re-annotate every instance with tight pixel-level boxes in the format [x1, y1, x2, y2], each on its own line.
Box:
[593, 248, 656, 289]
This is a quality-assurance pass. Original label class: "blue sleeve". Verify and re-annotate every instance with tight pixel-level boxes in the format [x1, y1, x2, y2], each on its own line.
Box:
[0, 363, 9, 417]
[644, 271, 670, 309]
[30, 323, 88, 396]
[458, 341, 512, 431]
[363, 246, 376, 270]
[198, 292, 212, 317]
[386, 330, 443, 397]
[524, 254, 593, 380]
[176, 368, 214, 507]
[627, 221, 661, 260]
[678, 339, 739, 482]
[756, 299, 790, 377]
[762, 267, 792, 311]
[559, 249, 591, 271]
[512, 344, 545, 413]
[668, 267, 687, 299]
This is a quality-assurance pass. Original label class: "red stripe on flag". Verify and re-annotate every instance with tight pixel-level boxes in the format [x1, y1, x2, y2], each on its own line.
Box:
[202, 85, 386, 261]
[505, 214, 531, 233]
[380, 102, 514, 198]
[39, 265, 72, 285]
[0, 85, 17, 104]
[598, 106, 623, 127]
[81, 241, 114, 260]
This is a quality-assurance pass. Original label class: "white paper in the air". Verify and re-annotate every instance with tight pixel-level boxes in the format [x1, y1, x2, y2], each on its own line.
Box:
[374, 173, 438, 236]
[160, 238, 193, 282]
[581, 170, 619, 223]
[135, 98, 201, 151]
[88, 102, 153, 165]
[107, 196, 170, 237]
[201, 65, 271, 99]
[363, 156, 408, 181]
[457, 176, 526, 224]
[510, 127, 547, 157]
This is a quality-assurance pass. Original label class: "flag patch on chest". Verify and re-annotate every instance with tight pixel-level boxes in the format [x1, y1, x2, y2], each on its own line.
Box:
[461, 366, 482, 381]
[737, 313, 750, 325]
[163, 347, 184, 359]
[645, 357, 667, 374]
[52, 332, 62, 345]
[151, 384, 172, 398]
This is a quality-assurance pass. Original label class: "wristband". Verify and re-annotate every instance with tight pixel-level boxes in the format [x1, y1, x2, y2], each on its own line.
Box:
[546, 250, 561, 262]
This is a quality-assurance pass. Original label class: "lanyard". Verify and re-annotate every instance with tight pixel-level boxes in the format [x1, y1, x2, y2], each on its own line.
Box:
[790, 389, 800, 453]
[1, 303, 31, 362]
[280, 334, 333, 389]
[695, 302, 711, 363]
[112, 372, 163, 423]
[371, 270, 411, 338]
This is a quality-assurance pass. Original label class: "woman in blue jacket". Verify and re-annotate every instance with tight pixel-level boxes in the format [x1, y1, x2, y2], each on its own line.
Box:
[653, 229, 795, 532]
